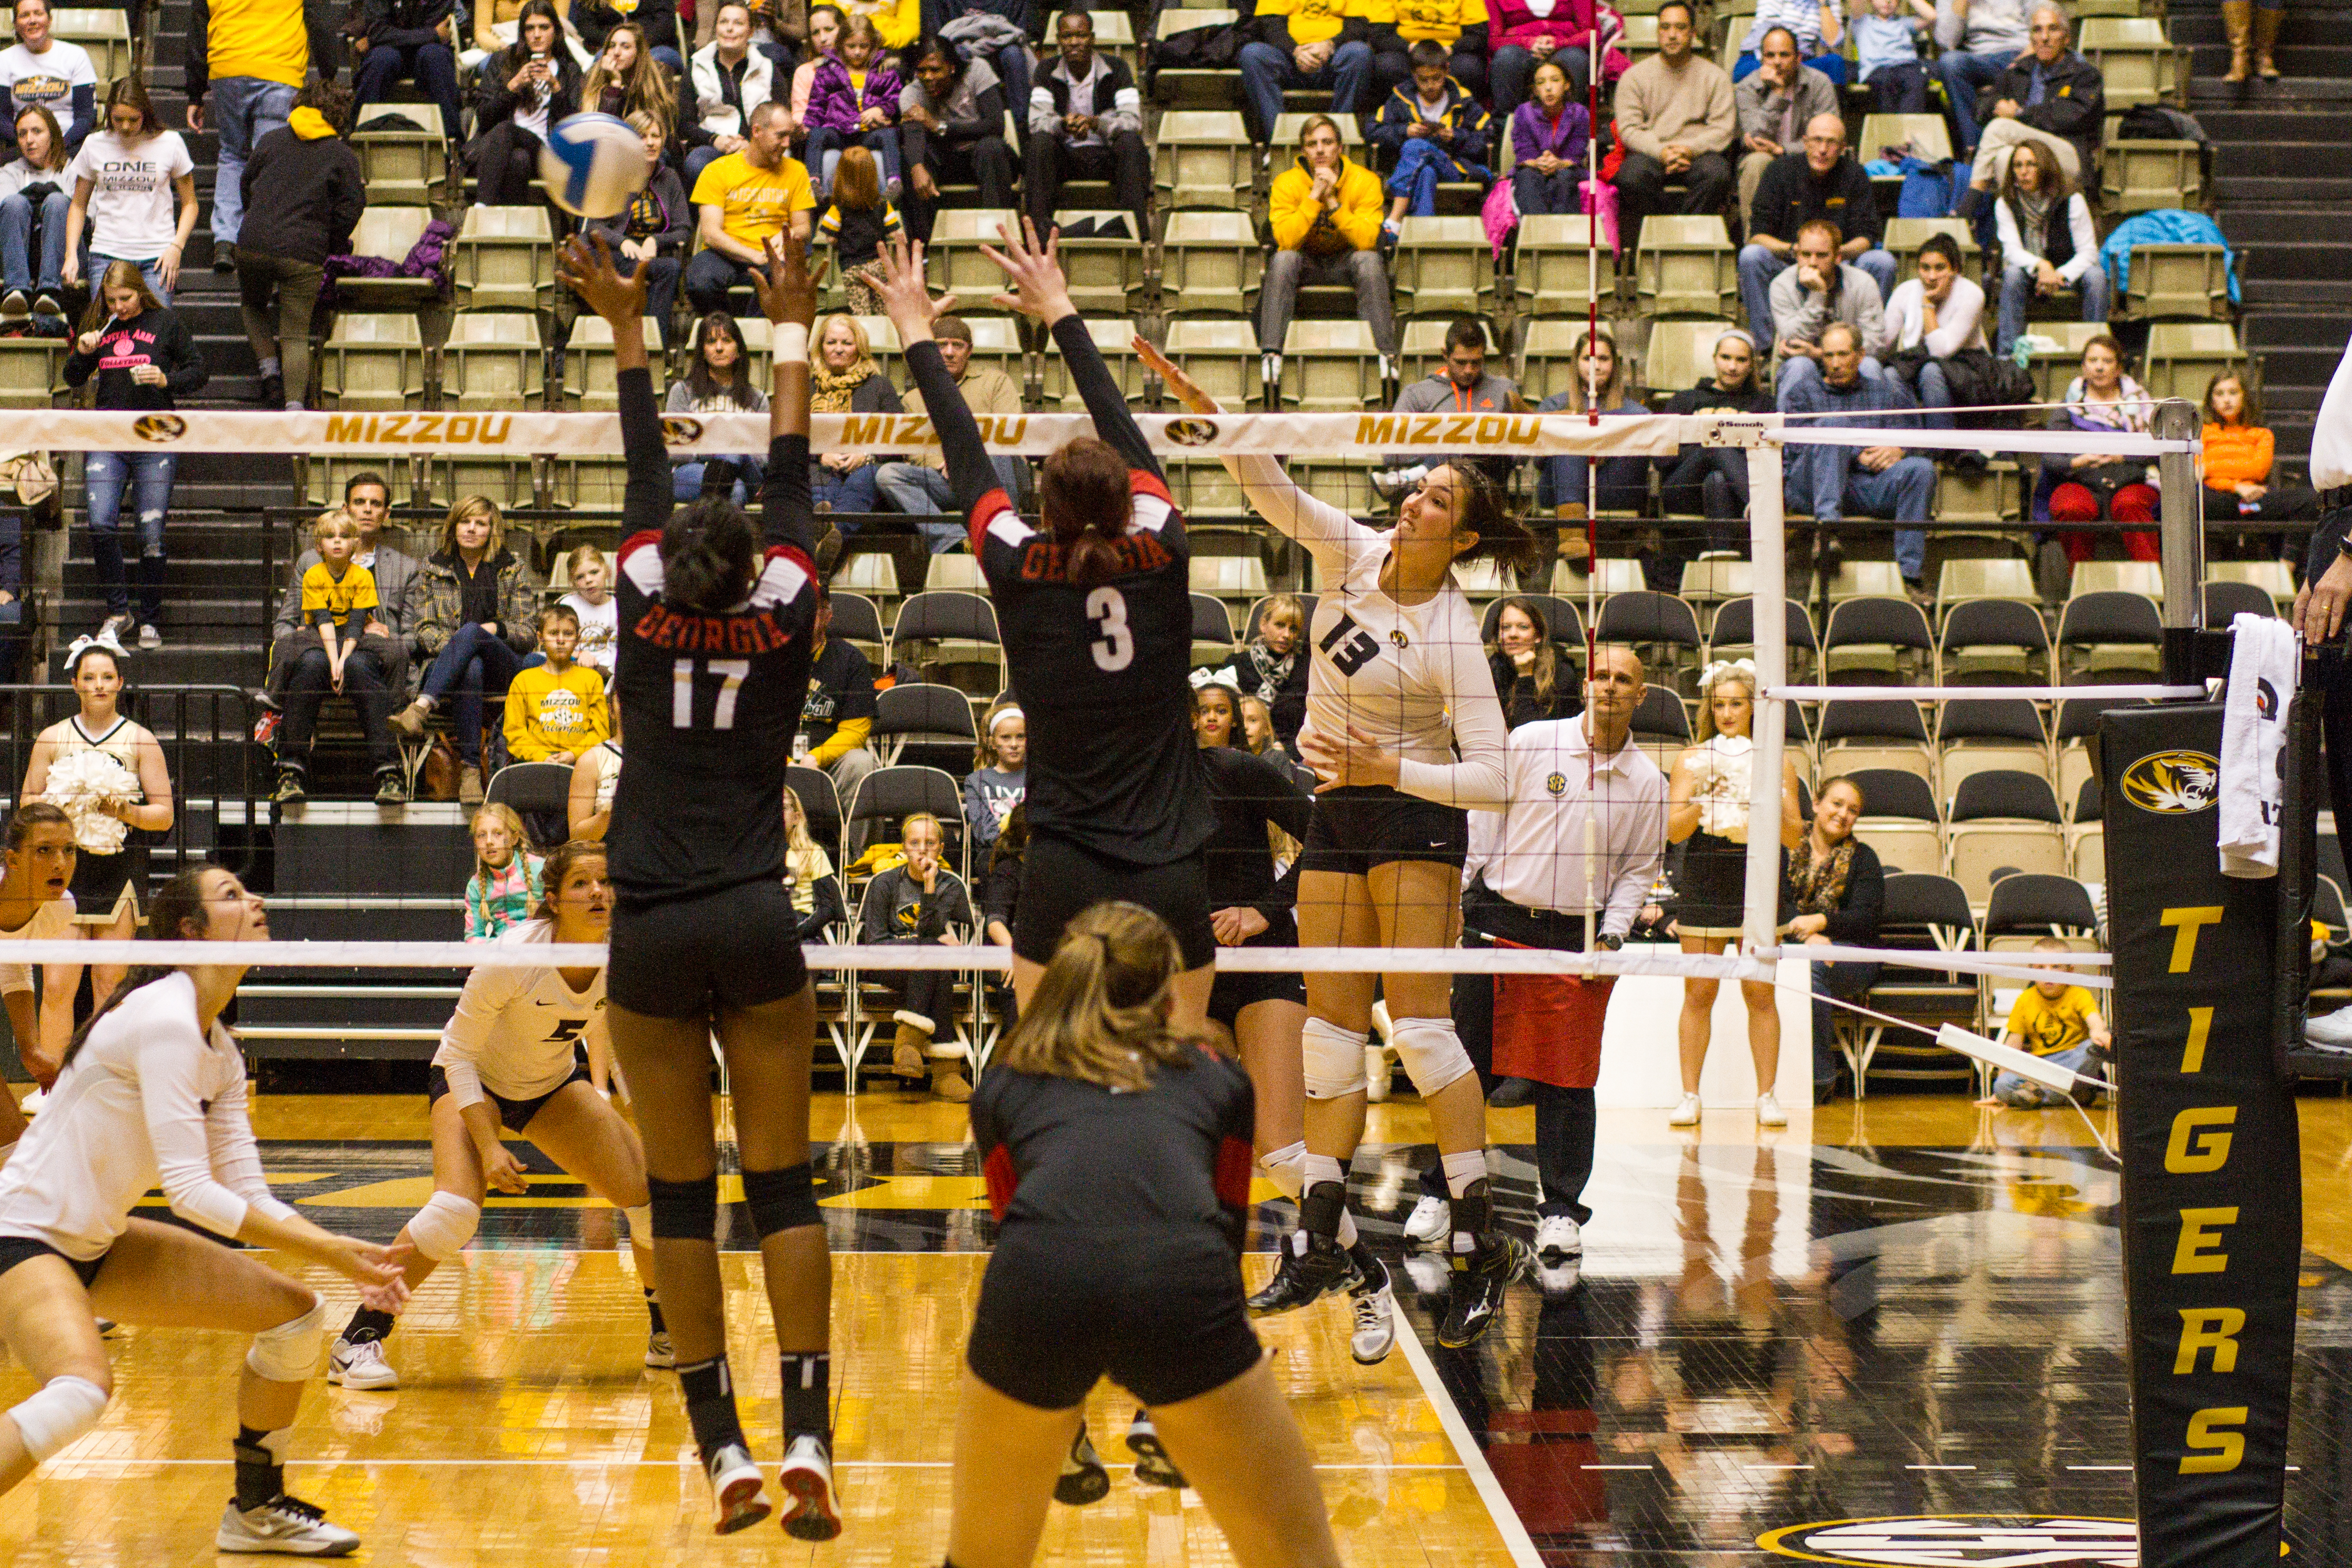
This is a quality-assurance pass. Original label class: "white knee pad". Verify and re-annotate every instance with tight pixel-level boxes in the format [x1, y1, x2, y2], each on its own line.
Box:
[1302, 1019, 1371, 1100]
[408, 1191, 482, 1263]
[8, 1374, 106, 1462]
[246, 1294, 328, 1383]
[621, 1204, 652, 1244]
[1390, 1016, 1475, 1098]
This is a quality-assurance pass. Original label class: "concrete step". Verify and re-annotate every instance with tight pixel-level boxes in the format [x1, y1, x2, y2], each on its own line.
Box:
[2189, 74, 2352, 102]
[2207, 207, 2352, 244]
[2243, 311, 2352, 349]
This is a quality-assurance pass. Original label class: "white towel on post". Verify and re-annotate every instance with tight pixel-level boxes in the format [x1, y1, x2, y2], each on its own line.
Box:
[2217, 612, 2297, 879]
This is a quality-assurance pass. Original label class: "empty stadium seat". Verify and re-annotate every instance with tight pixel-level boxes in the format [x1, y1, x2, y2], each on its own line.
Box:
[1848, 871, 1982, 1094]
[1513, 215, 1616, 315]
[1191, 593, 1236, 666]
[442, 312, 546, 411]
[1936, 557, 2040, 619]
[41, 8, 130, 76]
[2208, 559, 2295, 610]
[1946, 770, 2067, 909]
[1165, 317, 1265, 409]
[925, 209, 1025, 310]
[1857, 114, 1954, 164]
[2203, 579, 2277, 626]
[351, 102, 448, 206]
[2054, 693, 2142, 816]
[828, 589, 889, 665]
[1825, 561, 1910, 604]
[562, 316, 665, 411]
[1629, 684, 1693, 775]
[1166, 457, 1254, 519]
[1818, 697, 1934, 781]
[1632, 215, 1738, 318]
[1390, 217, 1494, 319]
[891, 591, 1003, 696]
[451, 206, 555, 313]
[1192, 553, 1270, 601]
[1677, 554, 1751, 606]
[1822, 595, 1934, 685]
[1518, 316, 1606, 405]
[1938, 598, 2051, 686]
[0, 339, 59, 408]
[2117, 244, 2231, 322]
[1595, 590, 1704, 691]
[2101, 137, 2203, 215]
[925, 554, 985, 592]
[1053, 213, 1148, 315]
[1041, 319, 1145, 409]
[1636, 319, 1734, 402]
[317, 314, 427, 411]
[2140, 322, 2244, 406]
[2067, 560, 2162, 600]
[1551, 556, 1649, 597]
[1159, 211, 1265, 316]
[2056, 589, 2164, 681]
[2078, 16, 2180, 107]
[872, 683, 980, 774]
[1933, 462, 2020, 527]
[1847, 767, 1945, 877]
[960, 314, 1028, 388]
[1706, 597, 1818, 680]
[1153, 112, 1254, 210]
[834, 554, 901, 604]
[1936, 698, 2051, 791]
[1279, 320, 1385, 411]
[1981, 870, 2100, 948]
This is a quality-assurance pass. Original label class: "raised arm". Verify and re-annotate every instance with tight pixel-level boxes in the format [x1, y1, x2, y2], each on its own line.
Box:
[556, 234, 669, 539]
[748, 233, 819, 555]
[871, 234, 1002, 518]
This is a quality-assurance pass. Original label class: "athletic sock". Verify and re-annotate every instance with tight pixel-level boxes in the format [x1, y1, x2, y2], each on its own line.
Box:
[779, 1351, 830, 1445]
[1441, 1150, 1488, 1199]
[676, 1354, 748, 1460]
[643, 1288, 666, 1335]
[1259, 1140, 1307, 1200]
[1300, 1154, 1345, 1193]
[232, 1426, 288, 1510]
[342, 1306, 395, 1345]
[1335, 1208, 1360, 1249]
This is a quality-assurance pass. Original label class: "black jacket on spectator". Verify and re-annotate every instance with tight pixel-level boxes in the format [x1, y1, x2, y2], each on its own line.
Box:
[1979, 49, 2104, 172]
[1782, 837, 1884, 941]
[359, 0, 456, 49]
[1749, 149, 1883, 248]
[472, 46, 584, 139]
[1029, 51, 1141, 124]
[237, 123, 366, 265]
[64, 307, 208, 409]
[1221, 643, 1308, 750]
[572, 0, 680, 54]
[1487, 650, 1580, 730]
[793, 868, 845, 941]
[980, 843, 1020, 933]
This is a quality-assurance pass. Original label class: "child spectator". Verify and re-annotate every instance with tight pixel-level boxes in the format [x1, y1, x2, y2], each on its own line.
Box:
[2201, 371, 2317, 537]
[1371, 39, 1493, 238]
[784, 785, 846, 941]
[814, 143, 902, 315]
[860, 809, 974, 1102]
[559, 544, 618, 679]
[1508, 60, 1589, 219]
[463, 802, 543, 942]
[962, 701, 1025, 854]
[799, 13, 899, 198]
[667, 311, 770, 503]
[269, 510, 392, 804]
[503, 604, 609, 764]
[1852, 0, 1933, 112]
[1992, 936, 2112, 1108]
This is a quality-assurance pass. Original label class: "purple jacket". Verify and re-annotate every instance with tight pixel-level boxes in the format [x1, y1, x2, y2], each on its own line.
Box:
[802, 56, 902, 133]
[1510, 99, 1590, 164]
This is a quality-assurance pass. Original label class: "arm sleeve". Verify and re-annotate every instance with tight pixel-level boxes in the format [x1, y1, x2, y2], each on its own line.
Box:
[1992, 194, 2039, 267]
[1267, 172, 1316, 250]
[1455, 104, 1491, 163]
[858, 872, 894, 942]
[1330, 171, 1383, 249]
[1049, 312, 1157, 476]
[504, 683, 542, 761]
[205, 1068, 299, 1225]
[1824, 844, 1885, 943]
[1027, 79, 1057, 135]
[186, 0, 212, 100]
[618, 364, 674, 538]
[328, 152, 367, 255]
[795, 874, 844, 940]
[1223, 453, 1374, 578]
[809, 713, 869, 767]
[436, 964, 528, 1108]
[137, 1029, 258, 1238]
[65, 83, 93, 149]
[903, 338, 1002, 517]
[1850, 276, 1886, 357]
[1603, 791, 1666, 939]
[1101, 61, 1142, 137]
[1395, 639, 1511, 809]
[958, 82, 1005, 137]
[2056, 195, 2097, 284]
[164, 316, 209, 395]
[1847, 168, 1884, 245]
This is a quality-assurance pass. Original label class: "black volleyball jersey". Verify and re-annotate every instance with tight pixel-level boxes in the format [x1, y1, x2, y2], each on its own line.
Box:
[607, 365, 819, 904]
[1198, 744, 1313, 942]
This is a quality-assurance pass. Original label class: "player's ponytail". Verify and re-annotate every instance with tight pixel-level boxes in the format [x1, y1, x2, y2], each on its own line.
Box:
[1445, 462, 1539, 574]
[1038, 437, 1134, 589]
[660, 497, 760, 615]
[57, 867, 215, 1074]
[996, 901, 1202, 1092]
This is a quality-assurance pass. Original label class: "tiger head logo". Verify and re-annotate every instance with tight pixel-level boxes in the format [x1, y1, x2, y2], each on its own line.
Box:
[132, 414, 186, 444]
[1165, 417, 1218, 447]
[2118, 750, 2220, 815]
[661, 416, 704, 445]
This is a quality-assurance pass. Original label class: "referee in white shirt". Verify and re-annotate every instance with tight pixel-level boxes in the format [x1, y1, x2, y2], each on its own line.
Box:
[1453, 645, 1669, 1266]
[2294, 331, 2352, 817]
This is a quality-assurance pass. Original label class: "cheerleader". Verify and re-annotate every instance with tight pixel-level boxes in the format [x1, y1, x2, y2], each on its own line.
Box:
[1667, 659, 1803, 1128]
[325, 839, 668, 1389]
[0, 865, 407, 1555]
[1142, 338, 1538, 1352]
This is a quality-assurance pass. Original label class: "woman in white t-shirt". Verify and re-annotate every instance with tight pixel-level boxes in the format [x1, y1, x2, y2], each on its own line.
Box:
[0, 102, 69, 313]
[59, 76, 196, 302]
[557, 541, 618, 676]
[0, 803, 82, 1107]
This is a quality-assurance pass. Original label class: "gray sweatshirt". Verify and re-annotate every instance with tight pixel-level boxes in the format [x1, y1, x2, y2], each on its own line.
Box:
[1935, 0, 2031, 57]
[1769, 260, 1888, 364]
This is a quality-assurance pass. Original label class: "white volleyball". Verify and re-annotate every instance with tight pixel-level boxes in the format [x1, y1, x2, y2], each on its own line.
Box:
[537, 112, 652, 220]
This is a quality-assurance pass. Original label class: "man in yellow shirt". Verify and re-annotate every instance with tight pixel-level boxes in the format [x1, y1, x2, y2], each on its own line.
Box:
[185, 0, 308, 259]
[1259, 114, 1396, 372]
[1992, 937, 2112, 1108]
[684, 100, 817, 314]
[1237, 0, 1385, 147]
[504, 605, 611, 763]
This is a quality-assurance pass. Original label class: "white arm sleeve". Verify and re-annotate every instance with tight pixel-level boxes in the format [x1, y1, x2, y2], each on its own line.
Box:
[436, 964, 531, 1110]
[1224, 453, 1377, 580]
[136, 1027, 258, 1239]
[1395, 637, 1512, 811]
[1992, 197, 2040, 270]
[1924, 278, 1984, 358]
[206, 1064, 298, 1225]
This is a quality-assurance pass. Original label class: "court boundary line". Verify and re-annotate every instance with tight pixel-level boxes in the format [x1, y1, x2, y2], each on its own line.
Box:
[1392, 1323, 1545, 1568]
[39, 1457, 1466, 1472]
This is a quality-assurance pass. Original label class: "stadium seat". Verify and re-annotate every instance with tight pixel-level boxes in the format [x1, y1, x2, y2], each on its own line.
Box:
[1191, 553, 1270, 601]
[1191, 593, 1237, 666]
[1153, 112, 1255, 210]
[1162, 457, 1252, 519]
[1517, 316, 1604, 405]
[1454, 558, 1514, 601]
[2054, 693, 2141, 811]
[1636, 319, 1735, 403]
[1512, 215, 1616, 316]
[1288, 453, 1379, 515]
[484, 763, 573, 846]
[2208, 559, 2295, 611]
[1880, 216, 1980, 282]
[0, 338, 60, 408]
[2068, 560, 2162, 600]
[1849, 871, 1982, 1096]
[1846, 767, 1945, 877]
[1818, 697, 1934, 781]
[351, 102, 448, 206]
[2056, 590, 2164, 681]
[851, 314, 905, 383]
[1041, 318, 1146, 409]
[437, 452, 532, 510]
[1092, 9, 1140, 72]
[833, 554, 901, 607]
[1857, 114, 1954, 164]
[828, 589, 888, 666]
[891, 590, 1004, 696]
[1551, 556, 1650, 597]
[451, 205, 556, 314]
[562, 316, 666, 411]
[1981, 871, 2100, 948]
[2117, 244, 2231, 322]
[1159, 211, 1265, 317]
[1823, 560, 1907, 604]
[1937, 697, 2051, 792]
[2077, 16, 2180, 107]
[1938, 598, 2052, 686]
[442, 312, 546, 411]
[2019, 322, 2105, 404]
[1933, 462, 2020, 527]
[845, 765, 969, 873]
[924, 210, 1026, 312]
[1630, 684, 1692, 776]
[1936, 557, 2040, 621]
[1247, 593, 1320, 641]
[1279, 320, 1386, 411]
[786, 764, 846, 865]
[1822, 595, 1934, 685]
[1595, 590, 1705, 692]
[872, 683, 979, 774]
[925, 554, 985, 593]
[1945, 770, 2067, 909]
[39, 7, 130, 76]
[1165, 317, 1264, 409]
[336, 208, 441, 311]
[1632, 215, 1738, 318]
[1389, 217, 1494, 320]
[1399, 318, 1498, 366]
[1149, 10, 1243, 104]
[1705, 596, 1818, 682]
[2069, 815, 2105, 883]
[1052, 213, 1148, 315]
[317, 314, 427, 411]
[2203, 579, 2277, 626]
[2101, 137, 2203, 215]
[2140, 322, 2244, 407]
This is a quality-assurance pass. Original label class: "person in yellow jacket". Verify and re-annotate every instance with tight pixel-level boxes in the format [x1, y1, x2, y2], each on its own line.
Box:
[503, 605, 611, 764]
[185, 0, 308, 257]
[1259, 113, 1398, 371]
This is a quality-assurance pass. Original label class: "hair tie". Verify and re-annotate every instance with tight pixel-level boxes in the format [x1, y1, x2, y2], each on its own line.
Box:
[1189, 666, 1241, 693]
[1698, 657, 1757, 692]
[988, 705, 1024, 734]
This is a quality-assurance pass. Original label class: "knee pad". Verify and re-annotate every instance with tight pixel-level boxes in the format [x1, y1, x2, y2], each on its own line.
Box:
[1302, 1018, 1371, 1101]
[1390, 1016, 1475, 1098]
[246, 1294, 328, 1383]
[647, 1174, 719, 1241]
[407, 1191, 480, 1263]
[621, 1203, 652, 1244]
[8, 1374, 107, 1462]
[739, 1163, 821, 1239]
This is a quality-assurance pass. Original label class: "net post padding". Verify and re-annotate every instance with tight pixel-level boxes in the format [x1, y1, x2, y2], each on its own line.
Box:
[1740, 444, 1788, 959]
[2154, 395, 2206, 683]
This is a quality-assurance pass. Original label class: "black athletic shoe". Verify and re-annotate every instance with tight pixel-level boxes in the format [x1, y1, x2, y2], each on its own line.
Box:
[1437, 1232, 1533, 1349]
[1245, 1231, 1358, 1317]
[1127, 1412, 1185, 1490]
[1056, 1422, 1110, 1505]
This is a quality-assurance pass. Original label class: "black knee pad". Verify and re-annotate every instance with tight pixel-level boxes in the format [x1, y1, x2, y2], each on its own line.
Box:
[646, 1174, 719, 1240]
[739, 1162, 820, 1239]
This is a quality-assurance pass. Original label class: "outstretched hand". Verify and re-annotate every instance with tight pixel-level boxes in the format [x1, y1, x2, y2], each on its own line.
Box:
[749, 232, 827, 328]
[870, 233, 959, 344]
[978, 217, 1076, 324]
[1135, 337, 1221, 415]
[555, 233, 647, 324]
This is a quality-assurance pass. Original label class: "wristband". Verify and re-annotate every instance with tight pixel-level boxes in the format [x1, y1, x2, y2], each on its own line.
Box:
[775, 322, 809, 364]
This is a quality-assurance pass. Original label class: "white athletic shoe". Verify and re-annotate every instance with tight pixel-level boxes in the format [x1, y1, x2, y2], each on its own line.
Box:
[1536, 1257, 1583, 1297]
[1348, 1266, 1397, 1366]
[705, 1443, 771, 1534]
[325, 1337, 397, 1391]
[1755, 1091, 1788, 1129]
[644, 1330, 675, 1369]
[775, 1433, 843, 1541]
[1402, 1194, 1449, 1246]
[1534, 1214, 1583, 1259]
[1668, 1093, 1701, 1127]
[216, 1494, 360, 1556]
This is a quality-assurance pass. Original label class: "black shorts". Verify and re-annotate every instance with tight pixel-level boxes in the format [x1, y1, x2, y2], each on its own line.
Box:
[0, 1234, 107, 1289]
[428, 1063, 590, 1132]
[1014, 833, 1216, 972]
[966, 1226, 1262, 1411]
[608, 878, 810, 1019]
[1208, 966, 1306, 1029]
[1300, 786, 1469, 878]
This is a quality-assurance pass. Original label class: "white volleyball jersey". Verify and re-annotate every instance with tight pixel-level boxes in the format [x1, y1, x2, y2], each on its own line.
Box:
[431, 919, 608, 1107]
[1229, 454, 1508, 810]
[0, 894, 77, 995]
[0, 971, 293, 1260]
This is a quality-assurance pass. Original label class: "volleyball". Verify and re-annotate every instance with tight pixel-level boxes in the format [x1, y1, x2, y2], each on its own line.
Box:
[537, 113, 651, 219]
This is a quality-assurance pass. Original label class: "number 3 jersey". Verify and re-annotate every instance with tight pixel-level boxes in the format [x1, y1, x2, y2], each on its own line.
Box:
[430, 918, 608, 1105]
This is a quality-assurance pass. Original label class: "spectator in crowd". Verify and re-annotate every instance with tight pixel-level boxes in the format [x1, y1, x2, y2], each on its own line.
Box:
[684, 2, 776, 187]
[923, 0, 1036, 110]
[978, 800, 1023, 1019]
[1260, 114, 1397, 371]
[667, 310, 769, 501]
[462, 802, 542, 942]
[782, 784, 845, 940]
[1488, 0, 1623, 111]
[0, 0, 93, 156]
[1989, 136, 2103, 354]
[580, 111, 687, 338]
[1782, 774, 1882, 1104]
[2037, 333, 2157, 564]
[1385, 317, 1518, 460]
[862, 809, 975, 1101]
[567, 706, 623, 838]
[184, 0, 307, 265]
[1740, 114, 1893, 351]
[898, 36, 1014, 245]
[814, 142, 902, 312]
[1657, 327, 1771, 559]
[235, 76, 363, 410]
[581, 21, 677, 132]
[572, 0, 685, 73]
[1489, 596, 1578, 728]
[801, 13, 900, 196]
[1931, 0, 2031, 161]
[390, 495, 543, 804]
[787, 4, 844, 131]
[1769, 219, 1888, 400]
[61, 77, 196, 302]
[839, 0, 920, 51]
[1782, 322, 1935, 598]
[1025, 11, 1147, 240]
[801, 585, 880, 836]
[267, 509, 404, 804]
[1960, 2, 2102, 192]
[1731, 0, 1842, 81]
[876, 313, 1024, 549]
[465, 0, 556, 72]
[1237, 693, 1291, 764]
[504, 604, 609, 763]
[557, 542, 617, 678]
[1224, 593, 1309, 752]
[684, 100, 816, 312]
[1609, 0, 1733, 254]
[349, 0, 465, 149]
[2202, 371, 2318, 536]
[963, 699, 1024, 855]
[1371, 39, 1491, 237]
[1507, 59, 1588, 218]
[467, 1, 579, 204]
[2225, 0, 2285, 81]
[0, 104, 71, 316]
[1376, 0, 1488, 103]
[1853, 0, 1933, 112]
[808, 312, 901, 512]
[1874, 232, 1985, 430]
[1536, 328, 1649, 556]
[1238, 0, 1376, 147]
[1732, 28, 1834, 230]
[64, 262, 205, 649]
[1992, 936, 2110, 1108]
[268, 472, 418, 685]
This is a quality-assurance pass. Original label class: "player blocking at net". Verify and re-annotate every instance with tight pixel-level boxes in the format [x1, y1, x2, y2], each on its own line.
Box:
[554, 230, 842, 1540]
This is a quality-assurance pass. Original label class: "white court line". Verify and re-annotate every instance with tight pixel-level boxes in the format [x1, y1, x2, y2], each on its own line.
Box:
[1746, 1465, 1814, 1471]
[2067, 1465, 2133, 1472]
[1907, 1465, 1977, 1471]
[1582, 1464, 1655, 1471]
[1393, 1324, 1545, 1568]
[44, 1457, 1462, 1472]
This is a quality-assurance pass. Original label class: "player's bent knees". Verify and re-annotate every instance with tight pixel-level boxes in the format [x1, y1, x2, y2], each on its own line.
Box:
[1389, 1017, 1475, 1097]
[8, 1373, 109, 1460]
[1302, 1019, 1371, 1100]
[246, 1293, 329, 1384]
[410, 1191, 482, 1262]
[647, 1174, 719, 1241]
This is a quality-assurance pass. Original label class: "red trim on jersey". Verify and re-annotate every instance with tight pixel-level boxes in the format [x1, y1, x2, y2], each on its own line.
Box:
[618, 530, 662, 565]
[1128, 470, 1172, 507]
[982, 1141, 1017, 1221]
[764, 543, 815, 579]
[1213, 1135, 1255, 1212]
[966, 488, 1014, 555]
